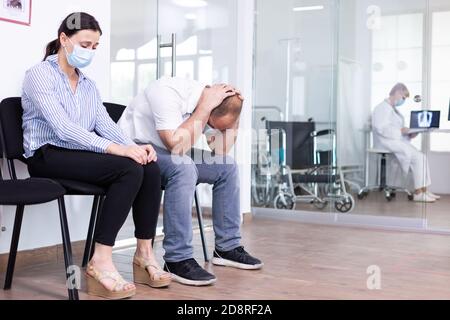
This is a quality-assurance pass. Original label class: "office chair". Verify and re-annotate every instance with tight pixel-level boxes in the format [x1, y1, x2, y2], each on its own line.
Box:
[88, 103, 209, 262]
[358, 148, 413, 201]
[0, 99, 78, 300]
[0, 97, 107, 271]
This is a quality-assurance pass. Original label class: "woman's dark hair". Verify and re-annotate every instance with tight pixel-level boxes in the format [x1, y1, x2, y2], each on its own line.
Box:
[43, 12, 102, 61]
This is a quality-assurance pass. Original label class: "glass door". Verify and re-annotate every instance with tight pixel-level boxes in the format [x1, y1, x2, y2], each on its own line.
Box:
[338, 0, 429, 226]
[369, 0, 426, 151]
[110, 0, 239, 236]
[110, 0, 159, 240]
[157, 0, 238, 84]
[426, 0, 450, 230]
[157, 0, 239, 208]
[429, 0, 450, 152]
[110, 0, 158, 106]
[111, 0, 238, 104]
[252, 0, 339, 215]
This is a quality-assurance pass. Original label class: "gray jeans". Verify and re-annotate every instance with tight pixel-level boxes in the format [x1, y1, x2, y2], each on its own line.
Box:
[153, 146, 242, 262]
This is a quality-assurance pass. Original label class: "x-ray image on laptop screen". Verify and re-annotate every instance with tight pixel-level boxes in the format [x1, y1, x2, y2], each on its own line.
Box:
[410, 111, 441, 129]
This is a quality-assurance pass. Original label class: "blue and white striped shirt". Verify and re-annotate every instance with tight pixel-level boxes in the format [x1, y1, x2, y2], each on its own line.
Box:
[22, 54, 134, 158]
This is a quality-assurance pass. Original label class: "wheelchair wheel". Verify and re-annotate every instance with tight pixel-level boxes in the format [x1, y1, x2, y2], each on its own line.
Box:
[251, 169, 271, 207]
[385, 190, 394, 202]
[274, 193, 296, 210]
[313, 199, 328, 210]
[357, 191, 368, 200]
[334, 194, 355, 213]
[252, 184, 267, 207]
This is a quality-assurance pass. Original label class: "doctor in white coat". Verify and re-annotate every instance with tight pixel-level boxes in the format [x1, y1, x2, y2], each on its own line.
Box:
[372, 83, 439, 203]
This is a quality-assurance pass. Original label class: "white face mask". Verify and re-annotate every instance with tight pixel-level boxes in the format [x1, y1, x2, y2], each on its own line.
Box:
[395, 98, 406, 107]
[64, 38, 95, 68]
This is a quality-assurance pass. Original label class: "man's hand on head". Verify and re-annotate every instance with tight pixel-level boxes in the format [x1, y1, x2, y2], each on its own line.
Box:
[197, 84, 238, 114]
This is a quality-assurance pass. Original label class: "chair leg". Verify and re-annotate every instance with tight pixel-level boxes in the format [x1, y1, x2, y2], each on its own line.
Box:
[380, 154, 387, 189]
[57, 197, 79, 300]
[4, 205, 25, 290]
[194, 190, 209, 262]
[82, 196, 100, 268]
[89, 197, 105, 262]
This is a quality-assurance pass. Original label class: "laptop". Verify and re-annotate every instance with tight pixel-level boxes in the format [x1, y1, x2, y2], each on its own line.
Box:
[407, 110, 441, 134]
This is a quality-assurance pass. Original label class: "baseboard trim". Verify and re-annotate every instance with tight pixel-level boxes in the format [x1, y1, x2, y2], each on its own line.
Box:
[242, 212, 253, 224]
[252, 207, 450, 236]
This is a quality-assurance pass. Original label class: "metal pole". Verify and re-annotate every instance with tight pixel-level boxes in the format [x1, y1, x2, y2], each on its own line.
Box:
[156, 35, 162, 79]
[171, 33, 177, 77]
[157, 33, 177, 78]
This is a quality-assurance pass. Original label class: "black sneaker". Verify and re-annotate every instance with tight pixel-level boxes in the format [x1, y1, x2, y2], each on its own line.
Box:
[164, 258, 216, 286]
[212, 246, 264, 270]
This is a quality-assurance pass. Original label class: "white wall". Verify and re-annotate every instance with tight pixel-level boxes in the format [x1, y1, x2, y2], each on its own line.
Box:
[0, 0, 111, 254]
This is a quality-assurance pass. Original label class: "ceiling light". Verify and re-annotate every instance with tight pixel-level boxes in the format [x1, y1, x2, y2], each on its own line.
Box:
[173, 0, 208, 8]
[293, 5, 324, 12]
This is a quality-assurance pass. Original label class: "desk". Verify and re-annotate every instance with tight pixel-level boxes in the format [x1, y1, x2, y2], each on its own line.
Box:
[405, 128, 450, 135]
[434, 129, 450, 134]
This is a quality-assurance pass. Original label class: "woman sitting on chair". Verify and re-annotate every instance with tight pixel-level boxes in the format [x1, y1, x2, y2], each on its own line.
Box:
[372, 83, 439, 203]
[22, 12, 171, 299]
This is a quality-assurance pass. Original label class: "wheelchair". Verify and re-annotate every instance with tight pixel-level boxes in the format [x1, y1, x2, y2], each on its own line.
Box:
[252, 120, 355, 213]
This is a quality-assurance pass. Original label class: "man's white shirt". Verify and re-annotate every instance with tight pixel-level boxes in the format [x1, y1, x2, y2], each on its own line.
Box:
[118, 77, 214, 150]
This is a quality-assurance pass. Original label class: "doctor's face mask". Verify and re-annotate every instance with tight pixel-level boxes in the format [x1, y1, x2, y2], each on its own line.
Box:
[394, 91, 408, 107]
[395, 98, 406, 107]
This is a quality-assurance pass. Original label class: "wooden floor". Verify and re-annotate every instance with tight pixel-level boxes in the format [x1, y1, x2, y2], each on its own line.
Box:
[295, 193, 450, 229]
[1, 217, 450, 300]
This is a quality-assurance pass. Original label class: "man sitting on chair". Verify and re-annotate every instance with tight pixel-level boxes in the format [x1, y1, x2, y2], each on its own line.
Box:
[119, 77, 263, 286]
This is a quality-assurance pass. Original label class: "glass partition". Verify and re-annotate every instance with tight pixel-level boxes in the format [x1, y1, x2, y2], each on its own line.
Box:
[252, 0, 339, 214]
[252, 0, 450, 232]
[426, 0, 450, 230]
[338, 0, 429, 226]
[111, 0, 237, 104]
[110, 0, 239, 237]
[110, 0, 158, 106]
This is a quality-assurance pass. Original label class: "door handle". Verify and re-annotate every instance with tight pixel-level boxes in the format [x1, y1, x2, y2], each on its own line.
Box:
[157, 33, 177, 79]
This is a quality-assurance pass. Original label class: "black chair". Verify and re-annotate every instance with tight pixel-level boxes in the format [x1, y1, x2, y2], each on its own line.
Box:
[102, 103, 209, 262]
[0, 97, 106, 271]
[0, 101, 78, 300]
